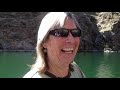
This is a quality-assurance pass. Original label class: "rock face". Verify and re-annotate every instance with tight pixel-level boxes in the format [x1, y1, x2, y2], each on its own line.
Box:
[0, 12, 120, 52]
[73, 12, 103, 51]
[95, 12, 120, 52]
[0, 12, 47, 50]
[74, 12, 120, 52]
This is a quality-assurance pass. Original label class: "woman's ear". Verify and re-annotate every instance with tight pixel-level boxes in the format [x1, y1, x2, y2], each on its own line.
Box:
[42, 42, 47, 48]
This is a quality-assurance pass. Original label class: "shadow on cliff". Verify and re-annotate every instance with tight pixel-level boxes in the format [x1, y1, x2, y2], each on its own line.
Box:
[73, 12, 105, 52]
[111, 21, 120, 51]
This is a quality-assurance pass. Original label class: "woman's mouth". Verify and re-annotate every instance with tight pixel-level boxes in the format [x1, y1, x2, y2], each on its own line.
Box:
[61, 48, 74, 53]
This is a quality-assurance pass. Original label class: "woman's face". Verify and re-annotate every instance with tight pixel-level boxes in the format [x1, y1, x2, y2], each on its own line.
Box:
[43, 17, 80, 68]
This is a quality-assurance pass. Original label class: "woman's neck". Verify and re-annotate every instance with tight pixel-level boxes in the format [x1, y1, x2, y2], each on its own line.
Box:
[47, 62, 70, 78]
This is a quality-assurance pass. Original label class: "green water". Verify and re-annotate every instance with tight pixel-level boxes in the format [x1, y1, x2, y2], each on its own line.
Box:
[75, 52, 120, 78]
[0, 52, 35, 78]
[0, 52, 120, 78]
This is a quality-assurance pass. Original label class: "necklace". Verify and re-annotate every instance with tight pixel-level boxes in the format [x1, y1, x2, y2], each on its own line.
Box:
[44, 70, 71, 78]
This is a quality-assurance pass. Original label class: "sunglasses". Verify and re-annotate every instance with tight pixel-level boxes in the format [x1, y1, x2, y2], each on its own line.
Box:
[49, 28, 81, 37]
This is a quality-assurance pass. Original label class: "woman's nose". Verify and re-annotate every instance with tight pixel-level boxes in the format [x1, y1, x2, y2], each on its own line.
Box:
[66, 32, 74, 43]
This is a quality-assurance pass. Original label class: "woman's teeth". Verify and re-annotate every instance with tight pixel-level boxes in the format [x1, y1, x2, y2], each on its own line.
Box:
[61, 48, 73, 53]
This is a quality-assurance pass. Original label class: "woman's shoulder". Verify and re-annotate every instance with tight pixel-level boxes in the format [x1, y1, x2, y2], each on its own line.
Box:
[71, 61, 79, 68]
[71, 62, 86, 78]
[23, 68, 40, 78]
[23, 68, 51, 78]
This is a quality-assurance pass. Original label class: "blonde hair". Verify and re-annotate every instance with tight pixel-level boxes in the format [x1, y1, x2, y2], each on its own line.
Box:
[33, 12, 81, 73]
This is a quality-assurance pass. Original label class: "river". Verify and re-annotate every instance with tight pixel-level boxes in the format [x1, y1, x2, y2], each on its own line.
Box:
[0, 52, 120, 78]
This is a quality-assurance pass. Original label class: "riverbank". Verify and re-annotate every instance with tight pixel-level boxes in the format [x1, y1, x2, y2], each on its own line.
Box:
[0, 50, 35, 52]
[78, 50, 120, 53]
[0, 49, 119, 53]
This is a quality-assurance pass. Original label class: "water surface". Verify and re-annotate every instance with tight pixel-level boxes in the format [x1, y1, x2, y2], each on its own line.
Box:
[75, 52, 120, 78]
[0, 52, 35, 78]
[0, 52, 120, 78]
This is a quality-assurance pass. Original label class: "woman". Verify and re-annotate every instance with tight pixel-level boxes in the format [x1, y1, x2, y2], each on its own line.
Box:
[23, 12, 85, 78]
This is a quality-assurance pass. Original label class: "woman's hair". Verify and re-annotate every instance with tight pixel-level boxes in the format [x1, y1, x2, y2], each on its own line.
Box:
[32, 12, 81, 73]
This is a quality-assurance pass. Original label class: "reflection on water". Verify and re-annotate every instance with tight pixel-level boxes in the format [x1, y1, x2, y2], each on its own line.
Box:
[0, 52, 120, 78]
[95, 52, 114, 78]
[96, 62, 114, 78]
[75, 52, 120, 78]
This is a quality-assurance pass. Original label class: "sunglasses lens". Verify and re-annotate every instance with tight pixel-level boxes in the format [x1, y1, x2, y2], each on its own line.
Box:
[49, 29, 60, 37]
[61, 29, 69, 37]
[71, 29, 81, 37]
[49, 29, 69, 37]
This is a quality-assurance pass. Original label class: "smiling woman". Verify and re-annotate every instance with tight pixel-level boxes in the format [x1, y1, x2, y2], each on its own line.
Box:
[23, 12, 85, 78]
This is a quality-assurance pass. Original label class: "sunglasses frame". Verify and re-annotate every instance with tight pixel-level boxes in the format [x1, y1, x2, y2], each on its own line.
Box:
[49, 28, 81, 37]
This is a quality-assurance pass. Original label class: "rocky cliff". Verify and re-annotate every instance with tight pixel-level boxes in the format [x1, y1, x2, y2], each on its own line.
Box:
[74, 12, 120, 52]
[0, 12, 47, 51]
[0, 12, 120, 52]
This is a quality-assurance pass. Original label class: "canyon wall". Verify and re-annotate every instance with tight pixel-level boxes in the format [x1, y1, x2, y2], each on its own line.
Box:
[0, 12, 120, 52]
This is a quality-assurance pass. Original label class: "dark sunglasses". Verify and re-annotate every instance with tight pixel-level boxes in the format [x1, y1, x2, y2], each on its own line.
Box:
[49, 28, 81, 37]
